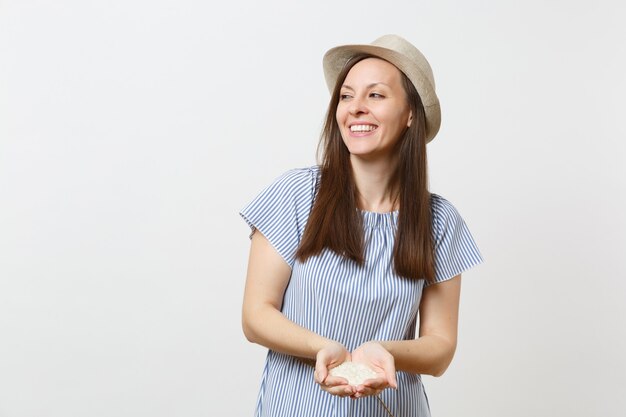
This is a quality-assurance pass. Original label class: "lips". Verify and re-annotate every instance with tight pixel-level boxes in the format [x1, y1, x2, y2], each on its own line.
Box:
[349, 124, 378, 133]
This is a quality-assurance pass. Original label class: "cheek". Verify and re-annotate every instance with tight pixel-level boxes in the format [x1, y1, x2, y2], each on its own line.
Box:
[335, 105, 346, 123]
[388, 109, 410, 130]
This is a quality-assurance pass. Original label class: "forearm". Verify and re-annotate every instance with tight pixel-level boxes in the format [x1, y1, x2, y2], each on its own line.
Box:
[382, 275, 462, 377]
[243, 231, 337, 359]
[380, 335, 456, 377]
[242, 303, 334, 359]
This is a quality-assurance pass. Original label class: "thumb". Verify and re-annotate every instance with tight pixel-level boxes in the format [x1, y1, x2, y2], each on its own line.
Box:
[388, 371, 398, 389]
[383, 358, 398, 389]
[315, 357, 329, 384]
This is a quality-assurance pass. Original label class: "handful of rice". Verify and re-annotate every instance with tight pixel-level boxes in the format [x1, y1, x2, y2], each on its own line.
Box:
[329, 362, 378, 386]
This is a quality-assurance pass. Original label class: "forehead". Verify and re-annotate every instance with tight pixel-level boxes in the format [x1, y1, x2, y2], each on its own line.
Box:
[343, 57, 403, 86]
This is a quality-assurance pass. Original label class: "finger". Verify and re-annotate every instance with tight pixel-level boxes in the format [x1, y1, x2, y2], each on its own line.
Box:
[360, 377, 388, 390]
[381, 358, 398, 389]
[388, 373, 398, 389]
[352, 387, 382, 398]
[320, 384, 354, 397]
[354, 377, 387, 398]
[314, 361, 328, 384]
[323, 375, 350, 387]
[314, 370, 325, 385]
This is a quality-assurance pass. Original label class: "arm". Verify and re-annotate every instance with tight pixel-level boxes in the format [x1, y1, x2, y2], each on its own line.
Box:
[242, 230, 333, 358]
[379, 274, 461, 377]
[242, 231, 355, 396]
[348, 275, 461, 398]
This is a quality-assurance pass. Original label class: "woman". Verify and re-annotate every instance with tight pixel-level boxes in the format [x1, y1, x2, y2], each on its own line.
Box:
[240, 35, 482, 417]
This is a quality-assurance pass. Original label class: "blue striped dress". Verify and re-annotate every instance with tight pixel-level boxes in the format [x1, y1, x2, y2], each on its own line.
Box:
[240, 166, 483, 417]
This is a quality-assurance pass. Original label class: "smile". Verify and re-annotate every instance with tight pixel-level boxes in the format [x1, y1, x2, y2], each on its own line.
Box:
[349, 124, 378, 133]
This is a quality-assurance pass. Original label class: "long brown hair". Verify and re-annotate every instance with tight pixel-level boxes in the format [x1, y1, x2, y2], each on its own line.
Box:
[295, 54, 435, 282]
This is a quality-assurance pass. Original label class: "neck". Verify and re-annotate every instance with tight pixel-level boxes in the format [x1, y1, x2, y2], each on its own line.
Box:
[350, 155, 399, 213]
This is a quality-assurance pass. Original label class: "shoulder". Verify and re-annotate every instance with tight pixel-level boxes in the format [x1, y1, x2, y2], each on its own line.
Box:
[428, 193, 484, 281]
[274, 165, 320, 188]
[243, 165, 320, 211]
[430, 193, 462, 223]
[430, 193, 465, 244]
[240, 166, 320, 267]
[260, 166, 319, 201]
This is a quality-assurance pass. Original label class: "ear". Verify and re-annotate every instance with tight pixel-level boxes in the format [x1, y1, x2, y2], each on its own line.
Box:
[407, 110, 413, 128]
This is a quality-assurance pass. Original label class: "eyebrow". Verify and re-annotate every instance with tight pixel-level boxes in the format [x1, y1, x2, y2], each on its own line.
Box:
[341, 82, 391, 90]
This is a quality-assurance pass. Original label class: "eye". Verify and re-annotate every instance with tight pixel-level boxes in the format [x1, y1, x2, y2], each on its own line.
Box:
[370, 92, 385, 99]
[339, 93, 352, 100]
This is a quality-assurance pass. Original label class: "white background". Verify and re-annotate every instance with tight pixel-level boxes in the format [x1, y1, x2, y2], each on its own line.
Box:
[1, 0, 625, 416]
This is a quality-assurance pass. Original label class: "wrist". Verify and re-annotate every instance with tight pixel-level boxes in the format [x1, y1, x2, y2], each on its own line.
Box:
[309, 338, 340, 358]
[377, 340, 392, 353]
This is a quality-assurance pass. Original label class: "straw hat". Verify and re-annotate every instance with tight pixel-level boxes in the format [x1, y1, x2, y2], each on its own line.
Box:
[323, 34, 441, 143]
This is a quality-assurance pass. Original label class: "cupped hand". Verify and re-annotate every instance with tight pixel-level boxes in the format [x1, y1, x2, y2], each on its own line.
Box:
[350, 341, 397, 398]
[314, 342, 355, 397]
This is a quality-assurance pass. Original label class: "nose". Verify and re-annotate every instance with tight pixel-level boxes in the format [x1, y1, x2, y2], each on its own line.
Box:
[348, 96, 368, 115]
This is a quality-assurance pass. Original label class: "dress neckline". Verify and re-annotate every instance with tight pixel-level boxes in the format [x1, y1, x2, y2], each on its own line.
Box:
[360, 210, 398, 227]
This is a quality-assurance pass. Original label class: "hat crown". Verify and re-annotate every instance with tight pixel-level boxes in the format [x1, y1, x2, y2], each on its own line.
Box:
[371, 34, 435, 89]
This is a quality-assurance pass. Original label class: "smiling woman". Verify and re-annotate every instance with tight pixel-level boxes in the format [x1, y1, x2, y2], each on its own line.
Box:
[336, 58, 412, 163]
[240, 35, 483, 417]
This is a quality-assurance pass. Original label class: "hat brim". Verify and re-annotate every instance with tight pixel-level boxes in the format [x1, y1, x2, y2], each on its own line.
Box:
[323, 44, 441, 143]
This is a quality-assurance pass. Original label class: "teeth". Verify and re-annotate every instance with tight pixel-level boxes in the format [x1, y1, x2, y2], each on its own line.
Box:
[350, 124, 376, 132]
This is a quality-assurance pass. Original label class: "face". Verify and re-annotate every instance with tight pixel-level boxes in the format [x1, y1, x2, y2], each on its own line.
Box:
[336, 58, 412, 162]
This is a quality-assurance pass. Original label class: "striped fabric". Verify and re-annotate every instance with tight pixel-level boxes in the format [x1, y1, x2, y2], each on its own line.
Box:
[240, 166, 483, 417]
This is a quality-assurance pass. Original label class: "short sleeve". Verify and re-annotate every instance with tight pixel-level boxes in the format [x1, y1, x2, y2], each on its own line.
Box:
[429, 194, 484, 285]
[239, 167, 319, 268]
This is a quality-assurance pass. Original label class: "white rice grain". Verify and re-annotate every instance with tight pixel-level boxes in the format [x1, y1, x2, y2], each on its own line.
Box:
[329, 362, 378, 386]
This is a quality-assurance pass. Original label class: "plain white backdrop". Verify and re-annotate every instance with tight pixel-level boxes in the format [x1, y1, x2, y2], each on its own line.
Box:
[1, 0, 625, 416]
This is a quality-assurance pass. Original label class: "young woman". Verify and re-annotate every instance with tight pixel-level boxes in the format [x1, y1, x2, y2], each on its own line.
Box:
[240, 34, 483, 417]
